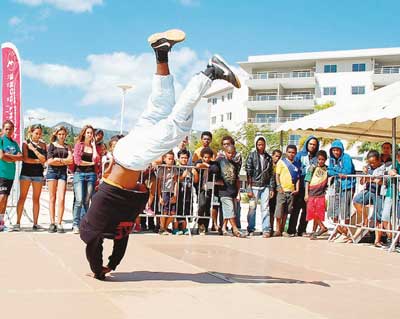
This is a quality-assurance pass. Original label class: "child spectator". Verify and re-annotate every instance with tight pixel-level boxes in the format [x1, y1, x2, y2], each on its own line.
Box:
[377, 149, 400, 248]
[269, 149, 282, 235]
[327, 140, 355, 242]
[157, 151, 178, 235]
[353, 150, 385, 245]
[195, 147, 220, 235]
[174, 149, 198, 235]
[274, 145, 300, 237]
[217, 135, 242, 230]
[217, 145, 244, 237]
[304, 150, 329, 239]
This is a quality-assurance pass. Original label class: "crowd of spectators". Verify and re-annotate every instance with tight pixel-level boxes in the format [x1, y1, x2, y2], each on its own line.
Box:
[0, 120, 399, 250]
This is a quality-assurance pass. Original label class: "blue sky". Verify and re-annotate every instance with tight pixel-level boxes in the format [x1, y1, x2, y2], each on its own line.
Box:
[1, 0, 400, 131]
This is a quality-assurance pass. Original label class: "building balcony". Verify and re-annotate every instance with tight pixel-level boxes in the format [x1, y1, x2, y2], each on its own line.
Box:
[246, 71, 315, 90]
[245, 94, 315, 111]
[247, 116, 306, 129]
[373, 66, 400, 86]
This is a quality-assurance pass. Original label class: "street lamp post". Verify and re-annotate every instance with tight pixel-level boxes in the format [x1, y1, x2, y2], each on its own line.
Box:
[117, 84, 133, 134]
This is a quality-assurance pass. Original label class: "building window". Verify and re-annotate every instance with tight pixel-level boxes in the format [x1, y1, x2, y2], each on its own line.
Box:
[221, 95, 225, 102]
[255, 113, 276, 124]
[211, 116, 216, 125]
[227, 112, 232, 120]
[220, 114, 224, 122]
[256, 93, 277, 101]
[288, 135, 300, 145]
[352, 86, 365, 95]
[324, 64, 337, 73]
[352, 63, 366, 72]
[227, 92, 233, 100]
[290, 113, 306, 120]
[323, 87, 336, 95]
[211, 98, 217, 105]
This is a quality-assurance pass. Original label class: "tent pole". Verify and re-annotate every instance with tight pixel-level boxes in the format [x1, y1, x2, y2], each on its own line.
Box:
[391, 118, 397, 252]
[392, 118, 397, 155]
[280, 131, 283, 151]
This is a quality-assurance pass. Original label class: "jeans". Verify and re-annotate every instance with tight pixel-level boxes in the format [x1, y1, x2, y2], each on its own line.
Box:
[235, 201, 241, 229]
[247, 187, 271, 233]
[73, 172, 97, 227]
[113, 73, 212, 171]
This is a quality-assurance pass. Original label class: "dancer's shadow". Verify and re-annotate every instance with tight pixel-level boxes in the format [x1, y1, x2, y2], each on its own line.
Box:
[106, 271, 330, 287]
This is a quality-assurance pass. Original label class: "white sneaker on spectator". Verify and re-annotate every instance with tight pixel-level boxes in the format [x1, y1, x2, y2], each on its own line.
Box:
[12, 224, 21, 232]
[73, 226, 80, 234]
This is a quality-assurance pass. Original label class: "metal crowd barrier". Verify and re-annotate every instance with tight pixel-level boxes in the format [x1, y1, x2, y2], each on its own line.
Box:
[137, 164, 218, 236]
[327, 174, 400, 252]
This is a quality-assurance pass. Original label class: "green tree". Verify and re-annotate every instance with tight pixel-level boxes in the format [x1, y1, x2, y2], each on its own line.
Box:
[210, 127, 233, 151]
[357, 142, 382, 154]
[233, 123, 288, 161]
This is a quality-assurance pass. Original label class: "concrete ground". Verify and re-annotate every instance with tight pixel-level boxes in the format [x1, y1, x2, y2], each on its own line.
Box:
[1, 190, 399, 319]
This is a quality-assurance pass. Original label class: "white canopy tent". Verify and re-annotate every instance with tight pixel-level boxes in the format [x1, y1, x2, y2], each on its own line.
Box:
[276, 81, 400, 144]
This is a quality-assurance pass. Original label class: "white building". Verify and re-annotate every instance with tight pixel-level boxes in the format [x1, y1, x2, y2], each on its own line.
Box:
[203, 78, 248, 133]
[206, 47, 400, 145]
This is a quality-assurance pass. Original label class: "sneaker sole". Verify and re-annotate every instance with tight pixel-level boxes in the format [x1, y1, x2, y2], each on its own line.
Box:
[212, 54, 241, 88]
[148, 29, 186, 45]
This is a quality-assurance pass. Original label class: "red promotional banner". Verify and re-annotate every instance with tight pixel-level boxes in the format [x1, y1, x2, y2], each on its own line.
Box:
[1, 42, 22, 145]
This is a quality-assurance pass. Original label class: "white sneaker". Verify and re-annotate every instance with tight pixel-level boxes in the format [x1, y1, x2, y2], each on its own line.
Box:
[73, 226, 80, 234]
[57, 224, 65, 233]
[12, 224, 21, 232]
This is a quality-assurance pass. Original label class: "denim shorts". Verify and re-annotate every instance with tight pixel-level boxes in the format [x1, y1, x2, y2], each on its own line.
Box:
[161, 192, 176, 214]
[220, 196, 235, 219]
[353, 190, 383, 221]
[46, 166, 67, 181]
[20, 175, 44, 183]
[381, 197, 400, 222]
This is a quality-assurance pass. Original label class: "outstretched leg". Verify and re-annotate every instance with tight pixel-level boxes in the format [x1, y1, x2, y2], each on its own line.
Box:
[135, 30, 186, 128]
[114, 54, 240, 171]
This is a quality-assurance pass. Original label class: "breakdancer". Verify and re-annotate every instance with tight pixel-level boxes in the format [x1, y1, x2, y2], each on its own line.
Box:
[79, 29, 241, 280]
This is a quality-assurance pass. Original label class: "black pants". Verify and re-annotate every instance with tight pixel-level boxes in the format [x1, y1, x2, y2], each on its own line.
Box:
[269, 194, 277, 232]
[80, 182, 148, 276]
[198, 190, 211, 229]
[288, 188, 308, 235]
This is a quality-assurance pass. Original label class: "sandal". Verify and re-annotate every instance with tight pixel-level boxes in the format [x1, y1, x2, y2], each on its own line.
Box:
[374, 242, 383, 248]
[344, 237, 354, 243]
[233, 229, 245, 238]
[315, 227, 328, 237]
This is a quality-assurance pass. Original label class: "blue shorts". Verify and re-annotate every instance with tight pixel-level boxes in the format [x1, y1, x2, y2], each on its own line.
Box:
[353, 190, 383, 221]
[20, 175, 44, 183]
[381, 197, 400, 222]
[161, 192, 176, 214]
[46, 166, 67, 181]
[220, 196, 235, 219]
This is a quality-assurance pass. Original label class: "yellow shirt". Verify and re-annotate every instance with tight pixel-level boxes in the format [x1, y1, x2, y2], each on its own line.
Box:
[276, 159, 295, 192]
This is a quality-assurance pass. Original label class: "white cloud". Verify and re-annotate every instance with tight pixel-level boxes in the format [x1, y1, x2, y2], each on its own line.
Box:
[24, 108, 119, 130]
[9, 16, 23, 26]
[23, 47, 210, 126]
[22, 48, 244, 132]
[23, 60, 91, 87]
[15, 0, 103, 13]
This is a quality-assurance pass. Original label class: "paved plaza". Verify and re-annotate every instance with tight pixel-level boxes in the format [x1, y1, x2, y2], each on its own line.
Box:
[1, 190, 399, 319]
